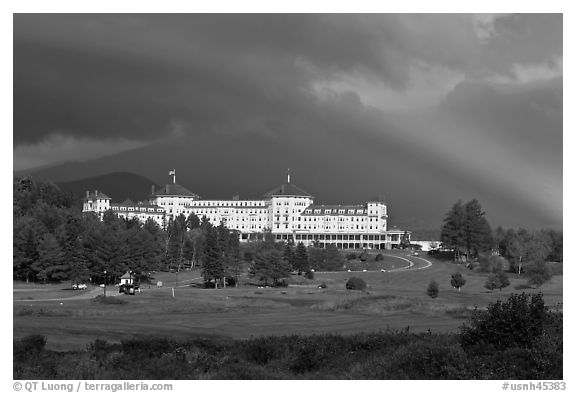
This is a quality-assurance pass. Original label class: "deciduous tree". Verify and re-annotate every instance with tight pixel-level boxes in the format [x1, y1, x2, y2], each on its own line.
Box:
[450, 272, 466, 292]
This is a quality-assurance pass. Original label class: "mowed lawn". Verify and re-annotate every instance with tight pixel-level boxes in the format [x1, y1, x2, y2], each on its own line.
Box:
[13, 254, 563, 351]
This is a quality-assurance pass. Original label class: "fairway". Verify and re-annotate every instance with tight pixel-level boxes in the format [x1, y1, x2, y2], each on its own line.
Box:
[13, 253, 563, 351]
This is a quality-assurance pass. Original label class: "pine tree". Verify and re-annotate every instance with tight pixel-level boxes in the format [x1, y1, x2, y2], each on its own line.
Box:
[400, 231, 411, 249]
[283, 243, 295, 271]
[323, 244, 345, 271]
[202, 227, 224, 287]
[186, 212, 201, 230]
[463, 199, 493, 260]
[33, 233, 66, 283]
[293, 242, 309, 274]
[427, 280, 439, 298]
[13, 216, 42, 282]
[441, 199, 493, 262]
[250, 249, 275, 286]
[441, 200, 466, 260]
[249, 249, 289, 286]
[484, 274, 499, 292]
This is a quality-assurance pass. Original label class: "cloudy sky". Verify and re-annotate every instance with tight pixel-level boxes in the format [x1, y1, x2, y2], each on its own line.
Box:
[13, 13, 562, 229]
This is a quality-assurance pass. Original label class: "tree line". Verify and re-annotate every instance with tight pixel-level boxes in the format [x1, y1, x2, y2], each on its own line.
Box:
[440, 199, 561, 264]
[439, 198, 562, 289]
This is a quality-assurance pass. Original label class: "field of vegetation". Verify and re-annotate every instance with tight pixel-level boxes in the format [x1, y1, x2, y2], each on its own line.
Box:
[14, 292, 562, 380]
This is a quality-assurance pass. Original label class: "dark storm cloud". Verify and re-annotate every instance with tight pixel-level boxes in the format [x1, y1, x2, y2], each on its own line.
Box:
[14, 14, 562, 146]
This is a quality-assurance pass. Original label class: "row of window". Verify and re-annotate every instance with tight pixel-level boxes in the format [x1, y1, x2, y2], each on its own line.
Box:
[112, 206, 164, 213]
[274, 200, 310, 206]
[188, 201, 266, 207]
[305, 209, 365, 215]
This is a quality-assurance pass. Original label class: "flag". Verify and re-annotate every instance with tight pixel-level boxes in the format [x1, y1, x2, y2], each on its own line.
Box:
[169, 170, 175, 175]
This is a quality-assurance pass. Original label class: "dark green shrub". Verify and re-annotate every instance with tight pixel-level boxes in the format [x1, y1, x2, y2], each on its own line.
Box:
[92, 295, 126, 305]
[375, 253, 384, 261]
[427, 280, 439, 298]
[14, 334, 47, 361]
[359, 251, 369, 262]
[290, 343, 322, 373]
[242, 337, 281, 365]
[304, 270, 314, 279]
[460, 293, 553, 354]
[120, 336, 177, 359]
[346, 277, 367, 291]
[384, 340, 473, 379]
[525, 261, 552, 288]
[346, 253, 357, 260]
[225, 277, 236, 287]
[274, 279, 288, 288]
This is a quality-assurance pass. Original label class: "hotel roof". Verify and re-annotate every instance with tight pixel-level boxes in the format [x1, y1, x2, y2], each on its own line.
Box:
[83, 190, 111, 201]
[263, 182, 313, 198]
[152, 183, 200, 198]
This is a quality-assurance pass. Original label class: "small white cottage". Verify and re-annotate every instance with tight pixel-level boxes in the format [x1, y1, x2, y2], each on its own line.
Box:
[119, 271, 134, 285]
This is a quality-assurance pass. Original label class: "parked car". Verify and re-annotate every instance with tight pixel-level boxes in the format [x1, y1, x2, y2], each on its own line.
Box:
[119, 283, 139, 295]
[72, 283, 87, 290]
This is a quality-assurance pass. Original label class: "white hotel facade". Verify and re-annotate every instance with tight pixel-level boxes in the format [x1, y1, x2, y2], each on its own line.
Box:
[83, 171, 409, 250]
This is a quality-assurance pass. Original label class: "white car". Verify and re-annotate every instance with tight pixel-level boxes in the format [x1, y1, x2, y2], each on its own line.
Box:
[72, 283, 87, 290]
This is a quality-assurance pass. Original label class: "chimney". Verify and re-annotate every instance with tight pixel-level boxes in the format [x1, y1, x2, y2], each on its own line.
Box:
[86, 190, 89, 198]
[151, 184, 155, 195]
[95, 190, 98, 196]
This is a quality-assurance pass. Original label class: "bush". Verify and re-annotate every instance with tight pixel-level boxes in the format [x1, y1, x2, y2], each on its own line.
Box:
[346, 277, 367, 291]
[15, 335, 46, 357]
[346, 253, 357, 261]
[274, 279, 288, 288]
[359, 251, 369, 262]
[304, 270, 314, 280]
[427, 280, 439, 298]
[460, 293, 553, 354]
[242, 337, 281, 365]
[225, 277, 237, 287]
[478, 255, 507, 273]
[375, 253, 385, 261]
[92, 295, 126, 305]
[525, 261, 552, 288]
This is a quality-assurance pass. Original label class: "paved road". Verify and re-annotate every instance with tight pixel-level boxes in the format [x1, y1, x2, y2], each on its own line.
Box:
[316, 253, 433, 274]
[13, 276, 206, 303]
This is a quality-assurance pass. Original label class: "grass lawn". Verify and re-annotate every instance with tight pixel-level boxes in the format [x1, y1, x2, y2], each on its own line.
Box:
[13, 253, 563, 351]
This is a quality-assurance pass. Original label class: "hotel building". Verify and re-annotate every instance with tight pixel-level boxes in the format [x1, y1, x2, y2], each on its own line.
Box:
[83, 171, 409, 249]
